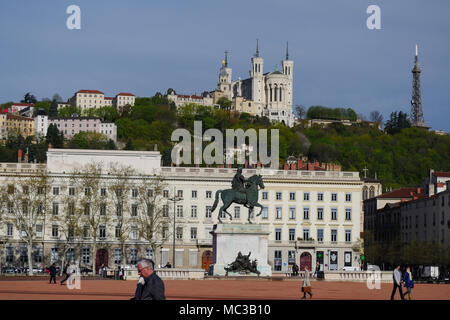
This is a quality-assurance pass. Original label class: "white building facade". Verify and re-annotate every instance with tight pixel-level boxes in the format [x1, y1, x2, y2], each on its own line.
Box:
[47, 116, 117, 142]
[0, 149, 371, 273]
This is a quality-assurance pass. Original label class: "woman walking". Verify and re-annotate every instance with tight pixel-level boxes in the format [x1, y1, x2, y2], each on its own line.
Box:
[403, 266, 414, 300]
[301, 266, 313, 299]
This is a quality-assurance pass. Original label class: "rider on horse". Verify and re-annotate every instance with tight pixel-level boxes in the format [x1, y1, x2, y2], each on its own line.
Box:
[232, 167, 248, 200]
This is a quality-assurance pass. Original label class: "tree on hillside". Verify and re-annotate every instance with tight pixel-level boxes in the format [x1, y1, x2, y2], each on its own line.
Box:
[48, 99, 59, 117]
[217, 97, 232, 111]
[118, 104, 132, 118]
[370, 111, 384, 124]
[384, 111, 411, 135]
[58, 106, 81, 117]
[69, 132, 113, 150]
[52, 94, 63, 103]
[294, 104, 306, 119]
[21, 93, 37, 104]
[46, 124, 64, 148]
[306, 106, 357, 121]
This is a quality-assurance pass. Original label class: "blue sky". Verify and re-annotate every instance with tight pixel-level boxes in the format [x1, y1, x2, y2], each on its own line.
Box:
[1, 0, 449, 131]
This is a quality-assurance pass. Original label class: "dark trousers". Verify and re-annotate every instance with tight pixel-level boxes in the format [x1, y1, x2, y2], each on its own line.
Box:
[60, 274, 70, 284]
[49, 275, 56, 284]
[390, 282, 405, 300]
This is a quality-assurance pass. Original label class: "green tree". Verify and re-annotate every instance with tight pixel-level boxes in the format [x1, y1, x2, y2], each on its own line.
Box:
[46, 124, 64, 148]
[48, 99, 59, 117]
[58, 106, 81, 117]
[217, 97, 232, 111]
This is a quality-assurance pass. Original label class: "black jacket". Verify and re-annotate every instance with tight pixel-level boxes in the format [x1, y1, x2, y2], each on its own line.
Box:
[49, 265, 57, 276]
[134, 272, 166, 300]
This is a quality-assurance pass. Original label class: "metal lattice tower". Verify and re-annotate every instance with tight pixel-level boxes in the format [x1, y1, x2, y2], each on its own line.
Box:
[411, 44, 426, 127]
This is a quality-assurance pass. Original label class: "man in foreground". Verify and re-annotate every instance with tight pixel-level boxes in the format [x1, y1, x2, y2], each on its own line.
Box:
[134, 259, 166, 300]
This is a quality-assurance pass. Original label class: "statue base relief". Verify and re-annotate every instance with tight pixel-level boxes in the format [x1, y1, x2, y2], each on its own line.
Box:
[209, 223, 272, 277]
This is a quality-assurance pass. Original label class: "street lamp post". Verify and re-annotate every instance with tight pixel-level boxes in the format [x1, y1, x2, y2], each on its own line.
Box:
[168, 187, 182, 268]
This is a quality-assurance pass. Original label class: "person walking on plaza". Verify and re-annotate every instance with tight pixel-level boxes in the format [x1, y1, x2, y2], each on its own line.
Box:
[60, 261, 71, 285]
[48, 263, 57, 284]
[403, 266, 414, 300]
[301, 266, 313, 299]
[390, 265, 405, 300]
[133, 259, 165, 300]
[292, 263, 299, 276]
[313, 262, 320, 278]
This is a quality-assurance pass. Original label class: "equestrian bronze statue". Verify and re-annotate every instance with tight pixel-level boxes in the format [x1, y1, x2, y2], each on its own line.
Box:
[211, 167, 265, 223]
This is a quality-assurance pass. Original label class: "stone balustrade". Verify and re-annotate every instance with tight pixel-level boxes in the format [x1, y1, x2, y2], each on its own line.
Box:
[280, 270, 393, 283]
[125, 268, 205, 281]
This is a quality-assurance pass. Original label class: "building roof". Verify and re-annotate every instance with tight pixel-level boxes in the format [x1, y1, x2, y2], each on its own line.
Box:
[434, 172, 450, 178]
[6, 114, 33, 121]
[104, 97, 113, 100]
[376, 187, 425, 200]
[177, 94, 204, 100]
[11, 103, 34, 107]
[49, 116, 102, 121]
[117, 92, 135, 96]
[76, 89, 104, 94]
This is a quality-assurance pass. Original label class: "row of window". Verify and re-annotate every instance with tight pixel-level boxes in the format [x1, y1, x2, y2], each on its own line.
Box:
[274, 228, 352, 242]
[163, 204, 353, 221]
[165, 190, 353, 202]
[50, 186, 150, 197]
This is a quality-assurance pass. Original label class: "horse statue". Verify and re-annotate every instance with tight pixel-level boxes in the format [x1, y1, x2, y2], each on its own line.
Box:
[211, 172, 265, 224]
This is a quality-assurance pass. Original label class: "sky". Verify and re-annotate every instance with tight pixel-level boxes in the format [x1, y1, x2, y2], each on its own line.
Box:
[0, 0, 449, 131]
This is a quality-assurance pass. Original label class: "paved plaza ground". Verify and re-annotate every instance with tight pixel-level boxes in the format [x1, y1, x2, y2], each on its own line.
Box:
[0, 277, 449, 300]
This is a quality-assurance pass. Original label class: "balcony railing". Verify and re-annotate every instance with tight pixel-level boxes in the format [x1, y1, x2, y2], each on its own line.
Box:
[160, 167, 360, 181]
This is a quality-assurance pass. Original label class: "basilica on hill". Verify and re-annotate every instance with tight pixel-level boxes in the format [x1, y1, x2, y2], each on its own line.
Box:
[166, 41, 296, 127]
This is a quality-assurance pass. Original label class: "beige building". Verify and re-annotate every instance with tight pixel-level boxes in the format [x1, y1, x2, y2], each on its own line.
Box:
[233, 96, 257, 115]
[68, 90, 135, 112]
[0, 114, 35, 138]
[114, 93, 135, 108]
[166, 89, 214, 108]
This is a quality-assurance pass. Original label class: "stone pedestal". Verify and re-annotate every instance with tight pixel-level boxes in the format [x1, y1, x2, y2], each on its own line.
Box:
[209, 223, 272, 277]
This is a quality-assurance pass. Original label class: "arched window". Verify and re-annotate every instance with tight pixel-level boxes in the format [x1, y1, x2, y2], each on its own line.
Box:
[279, 87, 282, 102]
[369, 186, 375, 198]
[274, 86, 277, 101]
[363, 187, 368, 200]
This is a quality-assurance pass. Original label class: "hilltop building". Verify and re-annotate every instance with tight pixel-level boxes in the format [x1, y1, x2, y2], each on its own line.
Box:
[165, 41, 295, 127]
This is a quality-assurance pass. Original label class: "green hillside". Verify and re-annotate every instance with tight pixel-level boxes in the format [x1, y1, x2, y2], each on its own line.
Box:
[2, 96, 449, 190]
